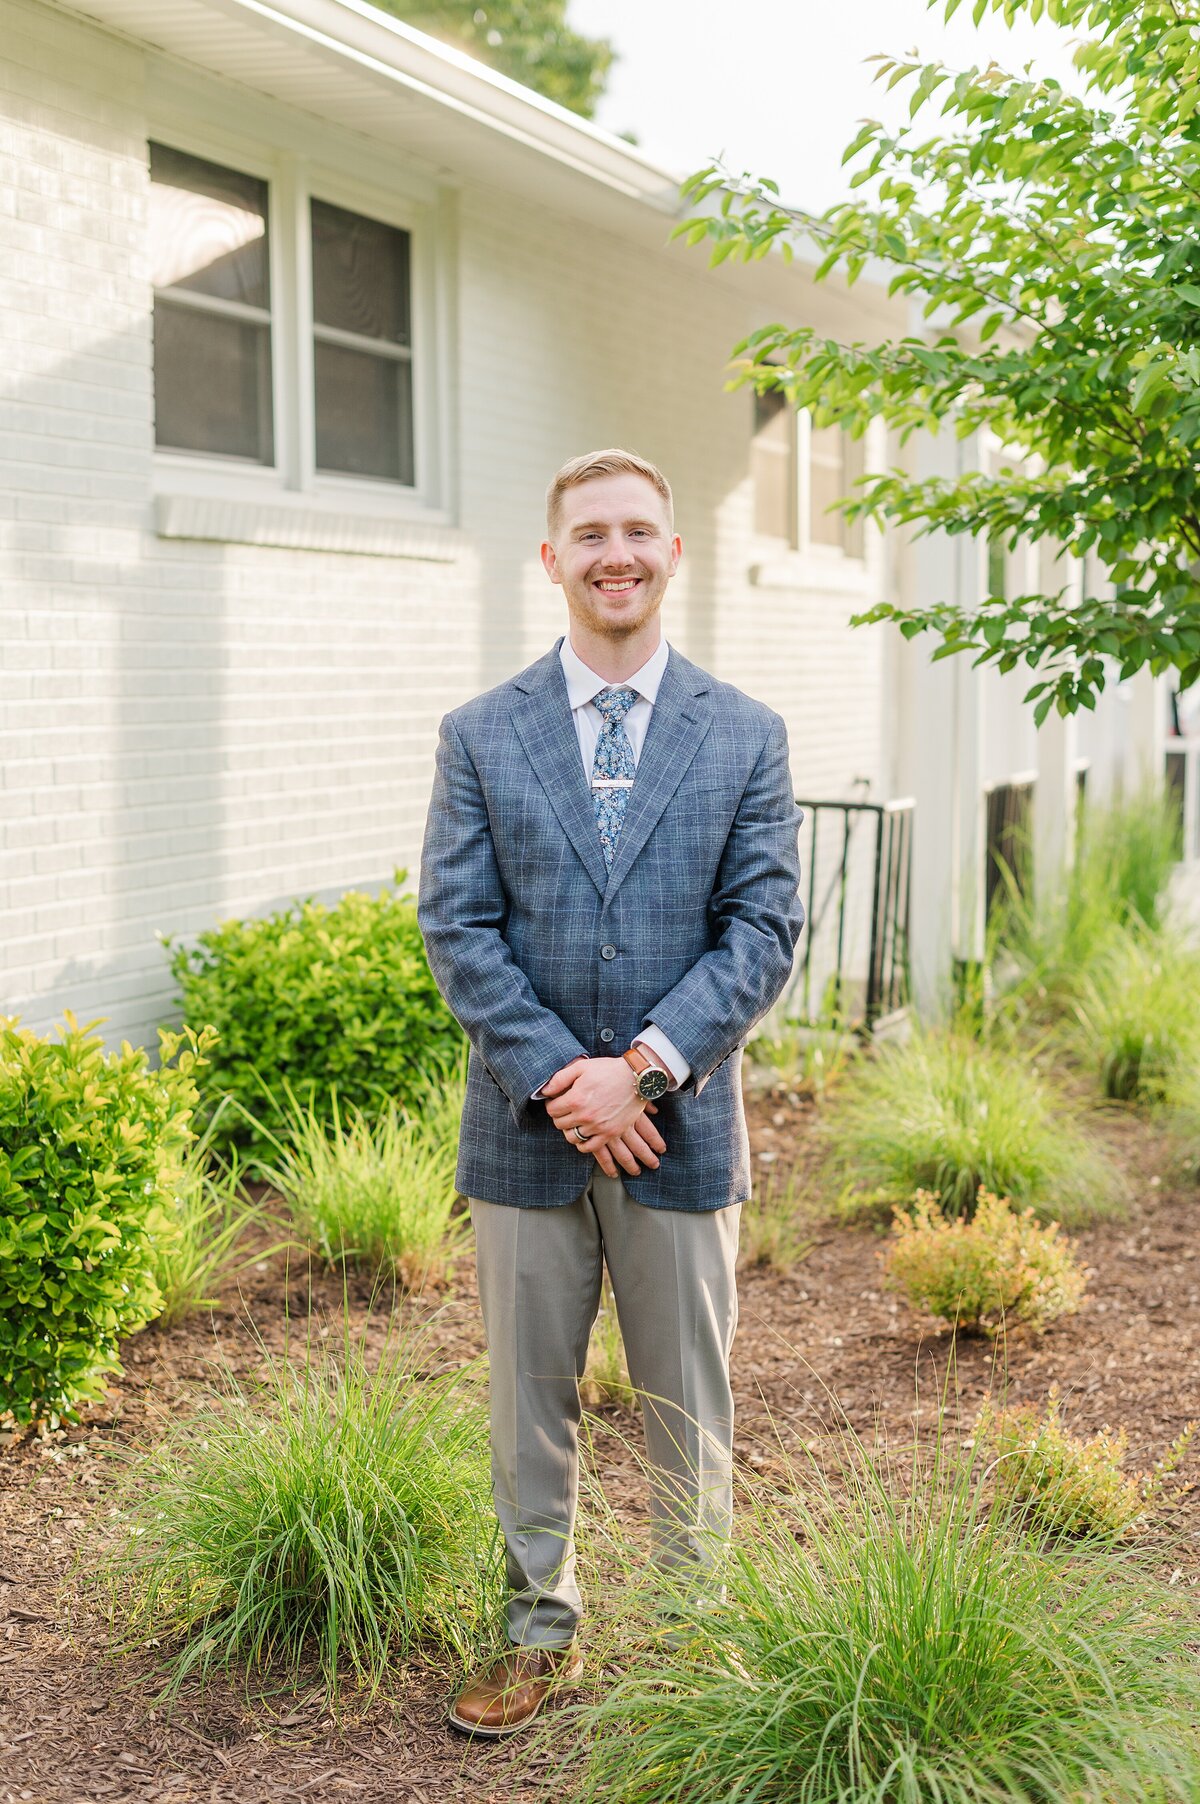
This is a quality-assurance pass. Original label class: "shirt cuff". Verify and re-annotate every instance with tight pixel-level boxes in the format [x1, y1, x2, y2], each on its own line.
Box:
[633, 1027, 691, 1091]
[532, 1053, 589, 1101]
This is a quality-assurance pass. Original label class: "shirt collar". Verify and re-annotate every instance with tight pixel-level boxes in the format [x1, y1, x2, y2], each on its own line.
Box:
[559, 635, 670, 711]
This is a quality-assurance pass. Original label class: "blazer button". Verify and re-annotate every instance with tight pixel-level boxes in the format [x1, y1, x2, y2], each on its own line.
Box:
[599, 1027, 615, 1043]
[600, 944, 617, 959]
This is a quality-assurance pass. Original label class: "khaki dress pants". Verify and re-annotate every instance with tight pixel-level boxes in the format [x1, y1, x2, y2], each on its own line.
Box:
[470, 1168, 741, 1648]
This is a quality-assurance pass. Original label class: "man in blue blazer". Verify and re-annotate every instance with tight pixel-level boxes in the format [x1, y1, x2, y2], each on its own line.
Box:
[418, 449, 804, 1737]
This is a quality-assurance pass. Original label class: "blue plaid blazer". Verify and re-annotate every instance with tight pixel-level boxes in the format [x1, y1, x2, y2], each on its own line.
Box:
[417, 639, 804, 1211]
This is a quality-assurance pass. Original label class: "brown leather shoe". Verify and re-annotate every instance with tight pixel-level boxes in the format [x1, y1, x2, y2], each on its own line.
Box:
[447, 1644, 584, 1738]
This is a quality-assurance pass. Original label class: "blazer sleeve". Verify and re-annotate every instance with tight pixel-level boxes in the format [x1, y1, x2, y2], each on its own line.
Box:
[417, 710, 589, 1124]
[641, 712, 804, 1095]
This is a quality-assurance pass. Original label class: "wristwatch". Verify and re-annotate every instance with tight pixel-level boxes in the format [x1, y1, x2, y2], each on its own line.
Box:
[623, 1045, 670, 1102]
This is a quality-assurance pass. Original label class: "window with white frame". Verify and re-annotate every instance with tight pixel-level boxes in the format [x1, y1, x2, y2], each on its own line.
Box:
[808, 419, 865, 557]
[149, 142, 275, 465]
[149, 141, 421, 494]
[751, 386, 795, 542]
[751, 391, 866, 557]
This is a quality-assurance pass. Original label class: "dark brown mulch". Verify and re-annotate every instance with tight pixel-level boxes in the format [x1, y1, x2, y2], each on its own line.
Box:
[2, 1083, 1198, 1804]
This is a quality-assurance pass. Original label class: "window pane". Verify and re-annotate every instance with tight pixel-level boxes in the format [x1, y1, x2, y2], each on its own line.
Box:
[149, 142, 269, 309]
[987, 539, 1007, 598]
[843, 429, 865, 559]
[314, 342, 414, 483]
[153, 299, 274, 463]
[752, 388, 793, 540]
[809, 422, 844, 546]
[312, 199, 410, 345]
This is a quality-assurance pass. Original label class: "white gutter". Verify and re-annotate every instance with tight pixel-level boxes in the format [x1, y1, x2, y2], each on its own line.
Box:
[200, 0, 685, 207]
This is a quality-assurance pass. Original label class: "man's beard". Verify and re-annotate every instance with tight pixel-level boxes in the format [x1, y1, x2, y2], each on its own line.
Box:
[568, 570, 665, 640]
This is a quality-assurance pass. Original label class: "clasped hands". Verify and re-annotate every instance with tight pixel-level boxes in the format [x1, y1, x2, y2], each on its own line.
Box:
[540, 1055, 666, 1179]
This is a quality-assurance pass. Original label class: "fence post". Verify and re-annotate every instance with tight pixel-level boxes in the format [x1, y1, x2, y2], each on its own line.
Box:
[1035, 549, 1079, 908]
[905, 421, 986, 1014]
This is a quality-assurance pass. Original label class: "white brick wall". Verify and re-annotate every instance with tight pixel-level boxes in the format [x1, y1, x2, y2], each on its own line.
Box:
[2, 0, 892, 1050]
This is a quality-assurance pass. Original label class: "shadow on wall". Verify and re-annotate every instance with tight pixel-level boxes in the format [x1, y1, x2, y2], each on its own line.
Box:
[2, 299, 475, 1051]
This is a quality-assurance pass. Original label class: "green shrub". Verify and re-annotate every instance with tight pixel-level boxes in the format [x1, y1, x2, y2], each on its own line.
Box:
[0, 1014, 214, 1426]
[884, 1188, 1087, 1336]
[560, 1423, 1200, 1803]
[101, 1323, 501, 1696]
[819, 1029, 1119, 1224]
[167, 875, 463, 1160]
[1071, 924, 1200, 1102]
[980, 1390, 1195, 1540]
[257, 1062, 467, 1290]
[149, 1114, 290, 1328]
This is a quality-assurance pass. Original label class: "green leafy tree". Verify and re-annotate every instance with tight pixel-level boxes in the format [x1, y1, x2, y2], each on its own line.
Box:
[680, 0, 1200, 721]
[388, 2, 612, 118]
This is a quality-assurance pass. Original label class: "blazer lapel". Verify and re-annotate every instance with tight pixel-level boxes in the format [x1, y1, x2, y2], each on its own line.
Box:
[603, 650, 714, 900]
[511, 643, 611, 898]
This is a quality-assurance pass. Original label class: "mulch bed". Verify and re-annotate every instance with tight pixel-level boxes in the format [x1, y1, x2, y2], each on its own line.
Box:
[2, 1082, 1198, 1804]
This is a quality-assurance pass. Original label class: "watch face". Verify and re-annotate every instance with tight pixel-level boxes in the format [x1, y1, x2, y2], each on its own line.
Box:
[637, 1066, 670, 1101]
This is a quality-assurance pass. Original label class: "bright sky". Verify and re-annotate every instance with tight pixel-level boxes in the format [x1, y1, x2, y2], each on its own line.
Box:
[568, 0, 1087, 211]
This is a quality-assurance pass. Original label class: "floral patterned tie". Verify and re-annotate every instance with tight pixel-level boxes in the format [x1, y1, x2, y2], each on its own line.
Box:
[591, 686, 638, 869]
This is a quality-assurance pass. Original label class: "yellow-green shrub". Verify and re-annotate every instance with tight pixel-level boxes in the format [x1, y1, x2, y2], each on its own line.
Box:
[884, 1188, 1086, 1336]
[980, 1390, 1195, 1539]
[0, 1014, 215, 1424]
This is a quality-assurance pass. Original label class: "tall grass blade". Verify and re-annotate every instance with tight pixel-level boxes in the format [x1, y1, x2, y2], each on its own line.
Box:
[99, 1316, 501, 1700]
[558, 1405, 1200, 1802]
[818, 1029, 1121, 1224]
[254, 1061, 468, 1288]
[149, 1106, 291, 1327]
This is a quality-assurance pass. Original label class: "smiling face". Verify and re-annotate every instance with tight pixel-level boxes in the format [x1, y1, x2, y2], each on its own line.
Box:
[540, 472, 682, 643]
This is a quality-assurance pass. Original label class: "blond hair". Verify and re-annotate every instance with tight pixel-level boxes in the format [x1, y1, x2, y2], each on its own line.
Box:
[545, 448, 674, 539]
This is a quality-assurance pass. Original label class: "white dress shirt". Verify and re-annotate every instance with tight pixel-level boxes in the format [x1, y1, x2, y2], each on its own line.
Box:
[533, 635, 692, 1095]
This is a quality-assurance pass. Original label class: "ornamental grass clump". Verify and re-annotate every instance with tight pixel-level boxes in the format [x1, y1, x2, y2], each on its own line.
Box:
[747, 1021, 851, 1101]
[0, 1014, 215, 1426]
[1000, 785, 1182, 1016]
[1071, 924, 1200, 1103]
[1163, 1058, 1200, 1185]
[979, 1389, 1195, 1541]
[739, 1167, 815, 1274]
[884, 1188, 1086, 1337]
[257, 1062, 466, 1289]
[820, 1029, 1117, 1224]
[559, 1422, 1200, 1803]
[149, 1111, 290, 1328]
[101, 1324, 500, 1696]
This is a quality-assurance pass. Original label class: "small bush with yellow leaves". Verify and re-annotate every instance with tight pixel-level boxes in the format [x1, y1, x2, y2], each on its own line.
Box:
[980, 1389, 1195, 1539]
[884, 1188, 1086, 1335]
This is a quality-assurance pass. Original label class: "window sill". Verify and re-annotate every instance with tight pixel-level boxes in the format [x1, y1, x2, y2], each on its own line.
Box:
[154, 491, 463, 561]
[749, 550, 871, 596]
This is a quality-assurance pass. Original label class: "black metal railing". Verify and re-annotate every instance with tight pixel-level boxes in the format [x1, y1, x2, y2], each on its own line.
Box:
[783, 797, 914, 1032]
[984, 774, 1035, 921]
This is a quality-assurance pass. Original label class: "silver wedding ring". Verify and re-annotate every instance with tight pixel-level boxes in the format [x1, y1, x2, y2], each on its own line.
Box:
[573, 1125, 590, 1143]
